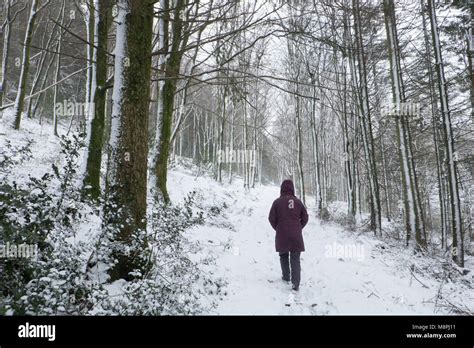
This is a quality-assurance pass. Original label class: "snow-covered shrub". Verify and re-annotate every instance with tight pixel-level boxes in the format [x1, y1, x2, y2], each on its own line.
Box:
[382, 219, 404, 241]
[327, 201, 348, 222]
[318, 207, 330, 222]
[0, 134, 97, 315]
[0, 160, 89, 313]
[145, 192, 225, 312]
[181, 190, 230, 230]
[324, 201, 355, 229]
[0, 139, 32, 169]
[0, 131, 224, 315]
[12, 236, 97, 315]
[89, 191, 225, 315]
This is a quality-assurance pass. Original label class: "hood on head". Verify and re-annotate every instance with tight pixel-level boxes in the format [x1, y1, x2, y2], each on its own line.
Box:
[280, 179, 295, 196]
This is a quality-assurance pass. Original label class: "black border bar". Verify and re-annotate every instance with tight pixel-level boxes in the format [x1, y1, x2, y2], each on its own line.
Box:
[0, 315, 472, 345]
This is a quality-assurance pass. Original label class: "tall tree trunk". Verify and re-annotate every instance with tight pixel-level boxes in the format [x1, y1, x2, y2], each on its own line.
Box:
[217, 85, 226, 183]
[228, 102, 234, 183]
[468, 0, 474, 120]
[83, 0, 112, 199]
[295, 85, 305, 204]
[52, 0, 65, 137]
[13, 0, 41, 129]
[383, 0, 425, 248]
[352, 0, 382, 234]
[310, 78, 322, 215]
[0, 0, 23, 107]
[106, 0, 154, 280]
[26, 15, 60, 119]
[243, 94, 249, 189]
[421, 0, 448, 249]
[427, 0, 464, 266]
[341, 7, 357, 219]
[153, 0, 187, 203]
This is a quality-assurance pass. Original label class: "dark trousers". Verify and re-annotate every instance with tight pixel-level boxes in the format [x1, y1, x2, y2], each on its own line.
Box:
[279, 252, 301, 287]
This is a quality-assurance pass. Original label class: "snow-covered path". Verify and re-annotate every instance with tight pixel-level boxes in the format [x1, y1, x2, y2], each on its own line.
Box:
[209, 183, 329, 315]
[169, 169, 473, 315]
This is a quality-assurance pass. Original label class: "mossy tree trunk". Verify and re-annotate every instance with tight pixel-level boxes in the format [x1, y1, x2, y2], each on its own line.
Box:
[106, 0, 154, 281]
[154, 0, 188, 203]
[83, 0, 112, 199]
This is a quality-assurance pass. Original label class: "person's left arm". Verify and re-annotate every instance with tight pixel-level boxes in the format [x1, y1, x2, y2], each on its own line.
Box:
[300, 202, 309, 228]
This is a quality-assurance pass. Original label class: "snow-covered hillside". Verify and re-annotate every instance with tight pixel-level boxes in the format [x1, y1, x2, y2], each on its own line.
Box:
[1, 116, 473, 315]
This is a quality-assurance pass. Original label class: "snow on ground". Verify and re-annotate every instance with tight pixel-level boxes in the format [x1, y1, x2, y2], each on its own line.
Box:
[169, 168, 474, 315]
[0, 111, 62, 185]
[2, 115, 472, 315]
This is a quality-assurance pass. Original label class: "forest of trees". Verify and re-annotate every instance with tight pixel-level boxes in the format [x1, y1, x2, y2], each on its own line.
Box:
[0, 0, 472, 281]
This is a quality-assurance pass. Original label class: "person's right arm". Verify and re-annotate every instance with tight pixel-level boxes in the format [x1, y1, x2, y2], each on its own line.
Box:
[268, 201, 278, 230]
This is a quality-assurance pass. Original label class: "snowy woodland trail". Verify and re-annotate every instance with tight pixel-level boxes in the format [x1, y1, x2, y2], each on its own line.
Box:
[0, 113, 472, 316]
[169, 169, 474, 315]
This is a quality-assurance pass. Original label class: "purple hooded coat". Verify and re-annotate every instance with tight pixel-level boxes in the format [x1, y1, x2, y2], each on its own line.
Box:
[268, 180, 309, 253]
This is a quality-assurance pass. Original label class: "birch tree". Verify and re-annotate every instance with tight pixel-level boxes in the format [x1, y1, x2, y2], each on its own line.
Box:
[12, 0, 49, 129]
[427, 0, 464, 266]
[352, 0, 382, 234]
[383, 0, 426, 248]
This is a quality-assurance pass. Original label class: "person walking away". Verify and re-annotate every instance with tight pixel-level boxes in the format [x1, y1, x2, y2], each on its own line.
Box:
[268, 179, 308, 291]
